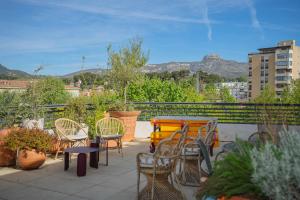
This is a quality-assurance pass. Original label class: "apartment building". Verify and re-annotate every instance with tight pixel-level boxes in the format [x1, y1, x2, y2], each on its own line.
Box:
[214, 82, 248, 101]
[248, 40, 300, 100]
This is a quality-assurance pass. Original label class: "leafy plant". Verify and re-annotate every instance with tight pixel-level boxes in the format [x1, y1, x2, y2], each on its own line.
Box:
[107, 38, 149, 109]
[0, 91, 22, 128]
[251, 131, 300, 200]
[197, 140, 265, 199]
[64, 96, 90, 123]
[4, 128, 52, 152]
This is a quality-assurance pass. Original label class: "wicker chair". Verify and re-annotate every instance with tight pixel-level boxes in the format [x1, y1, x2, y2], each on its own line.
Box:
[54, 118, 89, 159]
[95, 117, 125, 165]
[179, 120, 217, 186]
[136, 124, 189, 200]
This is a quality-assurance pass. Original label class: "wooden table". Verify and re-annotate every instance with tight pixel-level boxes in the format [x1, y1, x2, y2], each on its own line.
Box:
[64, 146, 99, 177]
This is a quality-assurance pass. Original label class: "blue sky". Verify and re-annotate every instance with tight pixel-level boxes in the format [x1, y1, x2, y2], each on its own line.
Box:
[0, 0, 300, 75]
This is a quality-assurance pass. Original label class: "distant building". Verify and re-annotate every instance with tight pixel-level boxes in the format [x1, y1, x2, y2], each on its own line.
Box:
[0, 79, 80, 97]
[215, 82, 248, 100]
[0, 80, 29, 93]
[248, 40, 300, 100]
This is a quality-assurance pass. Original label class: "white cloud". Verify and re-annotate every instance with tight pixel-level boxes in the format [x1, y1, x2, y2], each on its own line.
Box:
[244, 0, 264, 38]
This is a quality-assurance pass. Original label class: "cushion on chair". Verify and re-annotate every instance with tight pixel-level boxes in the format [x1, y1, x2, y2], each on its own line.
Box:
[181, 147, 200, 156]
[139, 156, 171, 168]
[101, 134, 122, 140]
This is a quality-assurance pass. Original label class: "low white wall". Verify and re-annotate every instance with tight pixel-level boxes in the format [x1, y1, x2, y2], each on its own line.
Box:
[134, 121, 300, 141]
[134, 121, 258, 141]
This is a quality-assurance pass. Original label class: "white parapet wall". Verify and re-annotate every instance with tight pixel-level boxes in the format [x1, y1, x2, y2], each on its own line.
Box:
[134, 121, 258, 141]
[134, 121, 300, 141]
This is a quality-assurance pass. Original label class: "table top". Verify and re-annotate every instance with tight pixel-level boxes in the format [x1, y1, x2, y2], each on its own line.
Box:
[152, 116, 218, 121]
[64, 147, 99, 153]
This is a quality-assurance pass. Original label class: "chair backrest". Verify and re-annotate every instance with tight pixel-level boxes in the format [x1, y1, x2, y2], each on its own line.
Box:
[95, 117, 125, 137]
[203, 120, 218, 146]
[55, 118, 87, 140]
[154, 124, 189, 159]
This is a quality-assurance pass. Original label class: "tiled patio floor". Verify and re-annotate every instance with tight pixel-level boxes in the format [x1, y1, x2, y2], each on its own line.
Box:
[0, 140, 197, 200]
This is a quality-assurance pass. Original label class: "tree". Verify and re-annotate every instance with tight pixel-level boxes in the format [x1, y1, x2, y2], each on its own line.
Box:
[219, 87, 236, 103]
[254, 86, 277, 103]
[107, 38, 149, 108]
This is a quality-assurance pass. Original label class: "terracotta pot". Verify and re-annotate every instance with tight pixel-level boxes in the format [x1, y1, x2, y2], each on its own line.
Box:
[17, 149, 46, 170]
[0, 128, 16, 167]
[109, 111, 141, 142]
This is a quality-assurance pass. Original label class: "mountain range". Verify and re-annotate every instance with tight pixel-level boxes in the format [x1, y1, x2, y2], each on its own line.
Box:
[0, 64, 32, 79]
[0, 54, 248, 79]
[142, 54, 248, 78]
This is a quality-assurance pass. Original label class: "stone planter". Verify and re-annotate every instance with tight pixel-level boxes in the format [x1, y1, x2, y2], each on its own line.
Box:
[0, 128, 16, 167]
[109, 111, 141, 142]
[17, 149, 46, 170]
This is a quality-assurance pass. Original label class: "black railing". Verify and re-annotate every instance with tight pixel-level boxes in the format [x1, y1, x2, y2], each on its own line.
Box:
[1, 102, 300, 128]
[132, 102, 300, 125]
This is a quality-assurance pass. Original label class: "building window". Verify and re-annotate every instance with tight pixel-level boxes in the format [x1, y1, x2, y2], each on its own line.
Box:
[261, 71, 264, 76]
[277, 53, 289, 59]
[248, 92, 251, 97]
[248, 85, 252, 90]
[276, 61, 289, 66]
[260, 85, 264, 90]
[265, 63, 269, 69]
[249, 57, 252, 63]
[249, 72, 252, 77]
[290, 61, 293, 66]
[276, 76, 292, 81]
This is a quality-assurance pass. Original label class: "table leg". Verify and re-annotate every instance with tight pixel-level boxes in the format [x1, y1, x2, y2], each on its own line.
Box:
[77, 153, 87, 177]
[64, 152, 69, 171]
[90, 151, 98, 169]
[90, 143, 99, 168]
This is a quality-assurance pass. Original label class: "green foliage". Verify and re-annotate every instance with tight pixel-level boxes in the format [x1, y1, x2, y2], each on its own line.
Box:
[219, 87, 236, 103]
[107, 38, 149, 107]
[127, 78, 203, 102]
[4, 128, 52, 152]
[33, 77, 70, 105]
[64, 96, 90, 123]
[198, 140, 264, 199]
[73, 72, 106, 89]
[146, 70, 190, 81]
[251, 131, 300, 200]
[203, 83, 219, 101]
[281, 79, 300, 104]
[0, 91, 22, 128]
[254, 85, 277, 103]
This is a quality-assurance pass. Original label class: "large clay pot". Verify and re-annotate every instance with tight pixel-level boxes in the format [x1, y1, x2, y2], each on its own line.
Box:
[109, 111, 141, 142]
[17, 149, 46, 170]
[0, 128, 16, 167]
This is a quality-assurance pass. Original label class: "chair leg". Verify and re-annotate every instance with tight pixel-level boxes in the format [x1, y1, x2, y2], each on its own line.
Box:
[137, 170, 140, 199]
[120, 139, 123, 158]
[55, 140, 61, 160]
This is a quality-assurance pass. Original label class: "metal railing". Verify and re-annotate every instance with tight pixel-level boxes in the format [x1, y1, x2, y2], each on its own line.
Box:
[1, 102, 300, 128]
[132, 102, 300, 125]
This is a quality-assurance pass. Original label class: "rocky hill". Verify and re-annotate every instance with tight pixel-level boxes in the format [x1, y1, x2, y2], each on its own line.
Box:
[0, 64, 32, 79]
[142, 54, 248, 78]
[62, 68, 107, 78]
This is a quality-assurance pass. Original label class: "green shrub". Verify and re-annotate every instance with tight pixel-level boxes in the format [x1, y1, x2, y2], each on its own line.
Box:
[4, 128, 52, 152]
[197, 140, 264, 199]
[251, 131, 300, 200]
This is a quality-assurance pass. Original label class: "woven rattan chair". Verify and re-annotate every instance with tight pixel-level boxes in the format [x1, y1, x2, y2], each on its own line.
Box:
[136, 124, 189, 200]
[54, 118, 89, 159]
[179, 120, 217, 186]
[95, 117, 125, 165]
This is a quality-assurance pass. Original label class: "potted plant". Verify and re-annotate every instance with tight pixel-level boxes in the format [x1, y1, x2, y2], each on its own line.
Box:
[197, 140, 266, 200]
[107, 38, 148, 141]
[4, 128, 52, 170]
